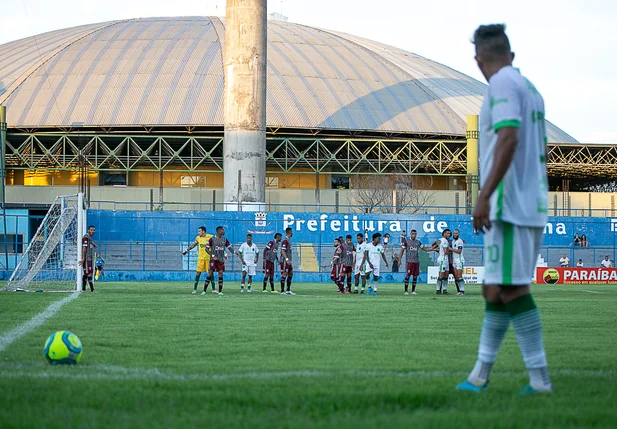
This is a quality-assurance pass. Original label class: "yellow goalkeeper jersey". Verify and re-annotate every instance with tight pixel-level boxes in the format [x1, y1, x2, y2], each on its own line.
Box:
[196, 235, 212, 261]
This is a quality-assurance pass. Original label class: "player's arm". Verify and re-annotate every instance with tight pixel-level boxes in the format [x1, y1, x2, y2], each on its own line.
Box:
[80, 237, 88, 266]
[398, 245, 405, 262]
[362, 249, 371, 269]
[182, 240, 198, 255]
[381, 250, 389, 268]
[280, 243, 288, 263]
[474, 75, 521, 232]
[206, 239, 214, 258]
[254, 249, 259, 265]
[330, 248, 341, 266]
[450, 245, 462, 254]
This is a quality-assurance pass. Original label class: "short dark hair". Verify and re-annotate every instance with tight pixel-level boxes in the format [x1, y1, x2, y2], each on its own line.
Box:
[410, 229, 417, 233]
[274, 233, 282, 239]
[356, 233, 363, 238]
[285, 227, 292, 234]
[372, 232, 382, 240]
[334, 238, 340, 242]
[442, 229, 451, 237]
[216, 226, 223, 233]
[246, 233, 252, 238]
[88, 225, 95, 230]
[198, 226, 206, 233]
[472, 24, 511, 60]
[346, 234, 352, 239]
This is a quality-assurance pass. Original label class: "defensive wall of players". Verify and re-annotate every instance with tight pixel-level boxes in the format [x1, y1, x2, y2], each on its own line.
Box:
[2, 210, 614, 281]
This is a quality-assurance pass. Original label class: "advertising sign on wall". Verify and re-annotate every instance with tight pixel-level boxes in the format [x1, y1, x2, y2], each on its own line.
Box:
[427, 266, 484, 285]
[536, 267, 617, 285]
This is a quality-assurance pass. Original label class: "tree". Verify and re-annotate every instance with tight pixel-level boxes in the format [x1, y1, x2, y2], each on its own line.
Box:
[349, 173, 435, 214]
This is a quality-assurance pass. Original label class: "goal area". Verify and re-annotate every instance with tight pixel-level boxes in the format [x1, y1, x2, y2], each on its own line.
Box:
[3, 193, 86, 292]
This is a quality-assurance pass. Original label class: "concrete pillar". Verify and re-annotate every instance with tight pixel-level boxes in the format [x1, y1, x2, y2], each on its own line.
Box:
[223, 0, 267, 211]
[466, 115, 479, 210]
[0, 106, 6, 187]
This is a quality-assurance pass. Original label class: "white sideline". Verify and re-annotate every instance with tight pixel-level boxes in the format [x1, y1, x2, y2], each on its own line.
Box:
[0, 292, 80, 353]
[583, 290, 604, 294]
[0, 364, 614, 382]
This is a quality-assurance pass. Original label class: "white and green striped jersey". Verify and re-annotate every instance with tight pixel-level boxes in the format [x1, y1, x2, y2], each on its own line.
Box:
[438, 238, 449, 260]
[451, 238, 464, 262]
[479, 66, 549, 228]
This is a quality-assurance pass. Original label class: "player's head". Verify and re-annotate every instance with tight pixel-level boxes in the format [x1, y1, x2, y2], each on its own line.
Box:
[472, 24, 513, 81]
[356, 233, 363, 243]
[87, 225, 95, 236]
[410, 229, 417, 240]
[334, 238, 340, 247]
[442, 229, 451, 239]
[372, 232, 382, 244]
[562, 253, 567, 258]
[578, 259, 583, 263]
[453, 229, 460, 239]
[274, 232, 282, 242]
[246, 233, 252, 244]
[198, 226, 206, 237]
[345, 234, 352, 245]
[383, 233, 390, 243]
[285, 227, 293, 238]
[605, 255, 610, 260]
[216, 226, 224, 236]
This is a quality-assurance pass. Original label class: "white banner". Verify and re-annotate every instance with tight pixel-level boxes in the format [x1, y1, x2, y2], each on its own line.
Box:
[427, 266, 484, 285]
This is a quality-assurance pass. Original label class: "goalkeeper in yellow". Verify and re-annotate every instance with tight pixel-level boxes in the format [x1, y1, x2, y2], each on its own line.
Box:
[182, 226, 212, 294]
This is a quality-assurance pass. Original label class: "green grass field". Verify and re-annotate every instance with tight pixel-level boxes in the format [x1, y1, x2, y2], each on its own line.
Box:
[1, 282, 616, 428]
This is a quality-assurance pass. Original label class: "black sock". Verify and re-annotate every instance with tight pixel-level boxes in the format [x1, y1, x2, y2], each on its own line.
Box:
[89, 281, 94, 292]
[404, 277, 409, 292]
[281, 278, 286, 292]
[270, 280, 275, 291]
[455, 279, 460, 293]
[263, 279, 267, 291]
[203, 277, 211, 292]
[286, 277, 292, 291]
[412, 277, 417, 292]
[218, 278, 224, 293]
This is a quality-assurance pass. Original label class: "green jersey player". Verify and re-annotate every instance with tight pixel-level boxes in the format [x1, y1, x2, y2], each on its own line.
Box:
[456, 24, 552, 395]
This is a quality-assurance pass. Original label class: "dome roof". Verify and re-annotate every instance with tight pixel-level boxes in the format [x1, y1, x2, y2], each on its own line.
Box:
[0, 17, 575, 142]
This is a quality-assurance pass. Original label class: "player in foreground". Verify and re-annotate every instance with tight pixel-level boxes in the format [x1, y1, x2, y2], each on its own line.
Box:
[399, 229, 431, 295]
[340, 235, 355, 293]
[239, 234, 259, 293]
[280, 227, 296, 295]
[362, 232, 388, 296]
[450, 229, 466, 296]
[202, 226, 243, 296]
[436, 229, 452, 295]
[80, 225, 97, 292]
[456, 24, 552, 395]
[330, 238, 344, 292]
[262, 233, 281, 292]
[353, 232, 368, 293]
[182, 226, 209, 294]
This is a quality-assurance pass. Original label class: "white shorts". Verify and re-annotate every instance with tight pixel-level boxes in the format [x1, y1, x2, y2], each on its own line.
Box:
[365, 265, 380, 278]
[484, 221, 543, 286]
[438, 257, 449, 272]
[453, 257, 465, 271]
[242, 265, 256, 276]
[354, 263, 365, 276]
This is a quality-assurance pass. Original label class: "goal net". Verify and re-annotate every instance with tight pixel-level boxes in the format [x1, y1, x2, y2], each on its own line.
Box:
[3, 193, 86, 292]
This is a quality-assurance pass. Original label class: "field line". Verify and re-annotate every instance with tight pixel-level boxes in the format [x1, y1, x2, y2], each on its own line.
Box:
[0, 292, 79, 353]
[582, 290, 604, 294]
[0, 364, 614, 382]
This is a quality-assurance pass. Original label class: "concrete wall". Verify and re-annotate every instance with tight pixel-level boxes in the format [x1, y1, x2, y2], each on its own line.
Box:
[4, 185, 616, 217]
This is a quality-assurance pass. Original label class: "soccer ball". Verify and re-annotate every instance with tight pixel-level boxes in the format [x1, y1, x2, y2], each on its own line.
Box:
[44, 331, 83, 365]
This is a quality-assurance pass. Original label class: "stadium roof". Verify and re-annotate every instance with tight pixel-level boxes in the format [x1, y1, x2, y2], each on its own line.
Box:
[0, 17, 576, 142]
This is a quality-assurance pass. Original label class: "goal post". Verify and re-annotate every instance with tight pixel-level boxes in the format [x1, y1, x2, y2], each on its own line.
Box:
[3, 193, 87, 292]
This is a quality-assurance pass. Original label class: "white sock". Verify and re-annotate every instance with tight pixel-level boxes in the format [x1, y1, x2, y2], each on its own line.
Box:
[458, 279, 465, 292]
[511, 308, 552, 391]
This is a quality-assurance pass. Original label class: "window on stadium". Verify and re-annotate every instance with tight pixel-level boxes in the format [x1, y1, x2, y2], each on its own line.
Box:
[266, 176, 279, 188]
[180, 176, 205, 188]
[0, 234, 25, 254]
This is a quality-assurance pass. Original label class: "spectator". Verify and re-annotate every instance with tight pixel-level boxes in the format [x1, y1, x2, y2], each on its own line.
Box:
[576, 259, 584, 268]
[392, 253, 400, 272]
[601, 256, 612, 269]
[580, 234, 589, 247]
[573, 233, 581, 246]
[559, 254, 570, 267]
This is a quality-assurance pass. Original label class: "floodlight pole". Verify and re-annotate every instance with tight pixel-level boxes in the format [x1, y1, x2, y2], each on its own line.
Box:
[223, 0, 267, 212]
[1, 106, 8, 269]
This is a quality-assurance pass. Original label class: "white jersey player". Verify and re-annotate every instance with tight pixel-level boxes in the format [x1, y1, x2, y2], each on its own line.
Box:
[361, 232, 389, 296]
[239, 234, 259, 293]
[456, 24, 552, 395]
[353, 232, 368, 293]
[450, 229, 466, 296]
[436, 229, 451, 295]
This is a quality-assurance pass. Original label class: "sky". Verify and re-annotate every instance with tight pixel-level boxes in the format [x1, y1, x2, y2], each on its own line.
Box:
[1, 0, 616, 143]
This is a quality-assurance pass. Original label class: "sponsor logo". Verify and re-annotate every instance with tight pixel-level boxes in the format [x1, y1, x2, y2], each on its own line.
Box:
[542, 268, 560, 284]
